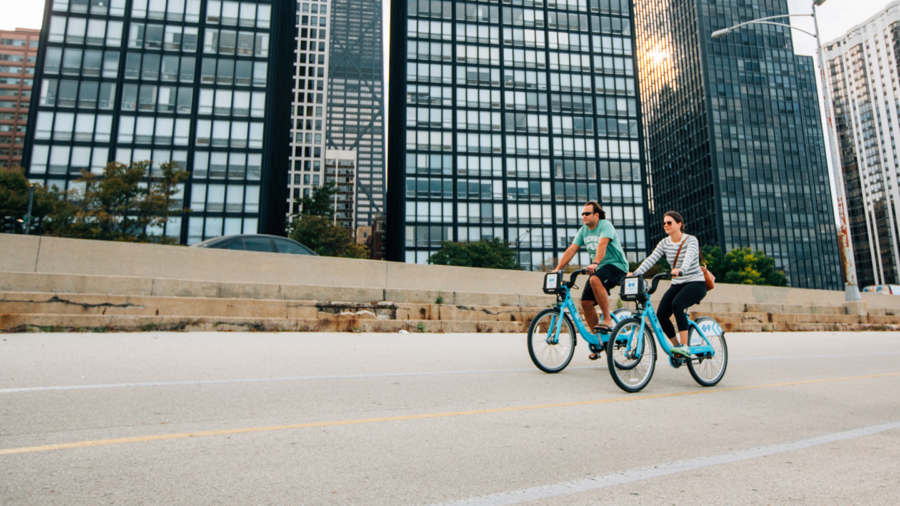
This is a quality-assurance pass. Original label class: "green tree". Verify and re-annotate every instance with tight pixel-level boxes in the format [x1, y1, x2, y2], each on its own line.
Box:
[54, 160, 189, 243]
[287, 181, 367, 258]
[428, 238, 517, 270]
[288, 215, 368, 258]
[296, 180, 337, 218]
[1, 166, 73, 235]
[720, 247, 787, 286]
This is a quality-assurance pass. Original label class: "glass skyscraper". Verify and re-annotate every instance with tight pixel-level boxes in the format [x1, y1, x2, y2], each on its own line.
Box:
[24, 0, 295, 243]
[326, 0, 385, 229]
[387, 0, 648, 269]
[634, 0, 841, 289]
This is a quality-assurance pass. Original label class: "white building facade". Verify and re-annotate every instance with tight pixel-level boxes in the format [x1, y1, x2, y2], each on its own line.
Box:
[288, 0, 331, 216]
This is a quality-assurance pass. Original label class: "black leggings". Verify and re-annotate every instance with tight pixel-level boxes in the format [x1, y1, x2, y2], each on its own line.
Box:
[657, 281, 707, 339]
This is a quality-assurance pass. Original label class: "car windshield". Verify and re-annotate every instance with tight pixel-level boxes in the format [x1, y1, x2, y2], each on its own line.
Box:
[243, 237, 271, 252]
[274, 239, 310, 255]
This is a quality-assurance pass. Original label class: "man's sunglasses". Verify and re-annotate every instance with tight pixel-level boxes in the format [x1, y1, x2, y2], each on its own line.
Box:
[582, 212, 595, 217]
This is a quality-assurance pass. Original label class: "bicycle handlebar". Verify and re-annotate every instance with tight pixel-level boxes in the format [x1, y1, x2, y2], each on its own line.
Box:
[566, 268, 588, 288]
[648, 271, 672, 295]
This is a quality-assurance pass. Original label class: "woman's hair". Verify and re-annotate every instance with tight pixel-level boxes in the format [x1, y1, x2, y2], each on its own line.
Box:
[585, 201, 606, 219]
[664, 211, 685, 232]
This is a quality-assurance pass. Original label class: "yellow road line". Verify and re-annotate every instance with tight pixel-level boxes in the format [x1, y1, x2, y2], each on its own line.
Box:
[3, 371, 899, 456]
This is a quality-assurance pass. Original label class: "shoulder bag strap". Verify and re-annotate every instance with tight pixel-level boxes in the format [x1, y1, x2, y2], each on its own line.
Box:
[672, 239, 686, 270]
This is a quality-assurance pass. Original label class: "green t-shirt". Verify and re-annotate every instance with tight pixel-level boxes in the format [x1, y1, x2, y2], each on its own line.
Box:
[573, 219, 629, 272]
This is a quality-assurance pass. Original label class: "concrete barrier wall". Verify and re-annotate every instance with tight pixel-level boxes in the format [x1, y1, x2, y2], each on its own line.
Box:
[3, 234, 900, 310]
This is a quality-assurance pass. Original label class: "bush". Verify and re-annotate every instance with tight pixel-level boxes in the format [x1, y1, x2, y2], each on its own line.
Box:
[720, 247, 786, 286]
[428, 238, 517, 270]
[288, 215, 368, 258]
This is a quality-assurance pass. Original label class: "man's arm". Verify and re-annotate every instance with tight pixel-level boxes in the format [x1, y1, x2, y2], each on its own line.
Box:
[586, 238, 610, 273]
[554, 243, 581, 272]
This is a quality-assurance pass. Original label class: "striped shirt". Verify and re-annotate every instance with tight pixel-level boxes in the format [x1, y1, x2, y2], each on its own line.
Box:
[633, 234, 705, 285]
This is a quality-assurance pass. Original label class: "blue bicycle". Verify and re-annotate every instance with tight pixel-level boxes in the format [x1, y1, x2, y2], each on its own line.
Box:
[528, 269, 632, 373]
[606, 272, 728, 392]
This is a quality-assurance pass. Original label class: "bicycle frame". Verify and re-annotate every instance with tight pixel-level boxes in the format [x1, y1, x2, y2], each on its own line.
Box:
[547, 283, 618, 349]
[623, 298, 716, 360]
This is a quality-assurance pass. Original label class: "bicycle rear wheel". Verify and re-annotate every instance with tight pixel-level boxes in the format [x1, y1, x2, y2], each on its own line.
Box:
[686, 317, 728, 387]
[527, 308, 576, 373]
[606, 318, 656, 393]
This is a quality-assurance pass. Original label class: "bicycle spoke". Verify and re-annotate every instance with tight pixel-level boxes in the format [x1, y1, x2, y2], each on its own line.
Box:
[528, 309, 575, 373]
[687, 318, 728, 387]
[607, 318, 656, 393]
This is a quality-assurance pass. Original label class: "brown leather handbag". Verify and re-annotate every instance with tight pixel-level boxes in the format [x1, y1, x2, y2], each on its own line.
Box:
[698, 241, 715, 291]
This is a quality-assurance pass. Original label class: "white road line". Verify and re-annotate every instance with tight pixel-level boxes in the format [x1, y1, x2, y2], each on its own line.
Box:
[2, 351, 898, 394]
[732, 351, 900, 362]
[0, 368, 542, 393]
[431, 421, 900, 506]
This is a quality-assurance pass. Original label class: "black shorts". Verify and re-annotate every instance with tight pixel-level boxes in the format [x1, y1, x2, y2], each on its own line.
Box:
[582, 264, 627, 303]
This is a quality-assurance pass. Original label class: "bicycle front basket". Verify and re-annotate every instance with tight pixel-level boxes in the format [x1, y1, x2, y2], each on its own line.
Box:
[620, 276, 646, 302]
[543, 272, 564, 294]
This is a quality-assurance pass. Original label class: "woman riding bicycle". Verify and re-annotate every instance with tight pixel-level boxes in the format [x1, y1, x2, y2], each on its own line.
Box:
[629, 211, 706, 358]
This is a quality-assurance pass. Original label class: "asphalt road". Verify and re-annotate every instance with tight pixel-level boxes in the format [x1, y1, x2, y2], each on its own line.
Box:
[1, 331, 899, 505]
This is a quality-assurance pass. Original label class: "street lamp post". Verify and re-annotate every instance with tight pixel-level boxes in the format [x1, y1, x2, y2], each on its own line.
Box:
[515, 228, 534, 270]
[23, 184, 35, 235]
[711, 0, 861, 301]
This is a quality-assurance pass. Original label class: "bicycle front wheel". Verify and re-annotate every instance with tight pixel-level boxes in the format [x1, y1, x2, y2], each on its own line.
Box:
[686, 317, 728, 387]
[606, 318, 656, 393]
[527, 308, 576, 373]
[612, 307, 633, 322]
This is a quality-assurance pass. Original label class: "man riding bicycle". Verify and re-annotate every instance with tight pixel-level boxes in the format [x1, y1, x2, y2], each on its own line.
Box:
[552, 201, 629, 359]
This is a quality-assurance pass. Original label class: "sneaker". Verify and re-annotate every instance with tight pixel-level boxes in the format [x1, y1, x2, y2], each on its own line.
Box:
[671, 344, 691, 357]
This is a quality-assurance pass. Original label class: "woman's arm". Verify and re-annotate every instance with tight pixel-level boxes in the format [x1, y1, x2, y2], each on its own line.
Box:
[633, 240, 665, 276]
[679, 235, 700, 271]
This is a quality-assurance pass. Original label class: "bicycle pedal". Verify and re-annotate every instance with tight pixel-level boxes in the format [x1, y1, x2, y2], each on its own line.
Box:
[593, 325, 612, 334]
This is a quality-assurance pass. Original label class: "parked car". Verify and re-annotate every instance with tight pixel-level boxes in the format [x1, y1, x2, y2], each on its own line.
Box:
[191, 234, 318, 256]
[861, 284, 900, 295]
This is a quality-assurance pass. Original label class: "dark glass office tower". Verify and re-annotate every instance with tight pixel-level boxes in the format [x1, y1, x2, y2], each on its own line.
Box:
[326, 0, 385, 229]
[23, 0, 295, 243]
[388, 0, 648, 268]
[634, 0, 841, 290]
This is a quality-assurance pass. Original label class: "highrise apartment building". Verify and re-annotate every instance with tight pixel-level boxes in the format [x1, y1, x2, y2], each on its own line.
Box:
[23, 0, 295, 243]
[634, 0, 841, 289]
[823, 1, 900, 288]
[0, 29, 39, 170]
[326, 0, 385, 229]
[387, 0, 648, 268]
[324, 148, 357, 227]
